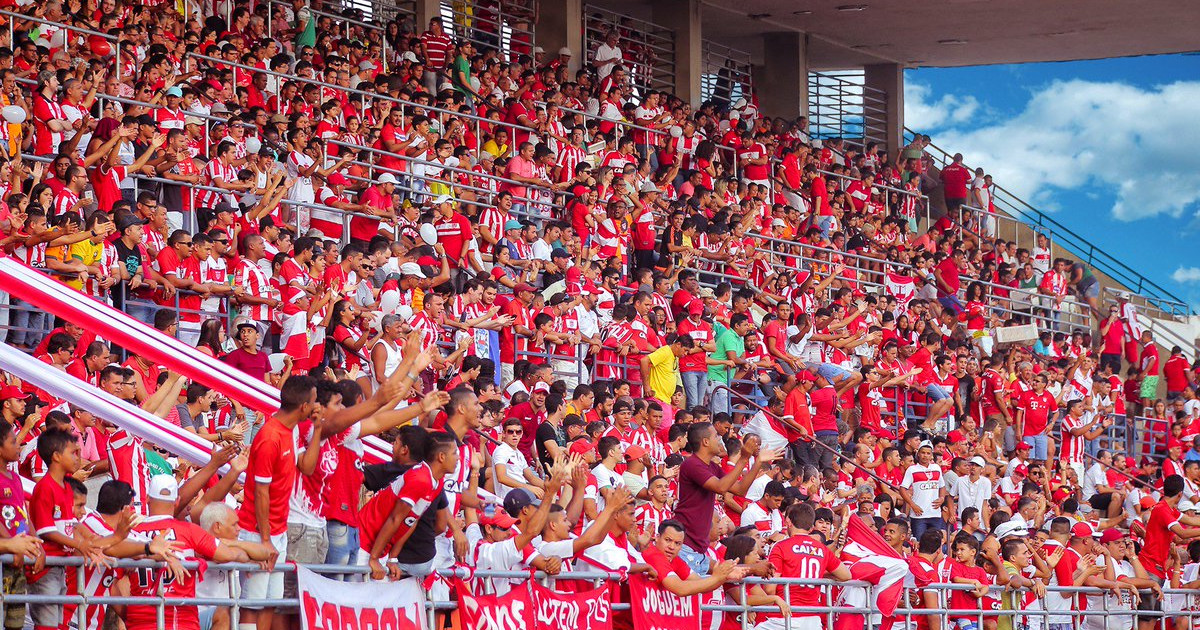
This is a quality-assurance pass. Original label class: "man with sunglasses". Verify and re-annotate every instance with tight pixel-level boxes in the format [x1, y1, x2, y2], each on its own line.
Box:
[492, 417, 545, 501]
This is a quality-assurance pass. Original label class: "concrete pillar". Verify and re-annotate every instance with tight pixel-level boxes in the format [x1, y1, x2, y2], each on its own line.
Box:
[653, 0, 702, 106]
[863, 63, 904, 154]
[414, 0, 442, 32]
[535, 0, 583, 74]
[756, 32, 809, 119]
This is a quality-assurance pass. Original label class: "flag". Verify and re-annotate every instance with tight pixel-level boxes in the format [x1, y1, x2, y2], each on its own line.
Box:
[884, 273, 916, 308]
[839, 516, 927, 616]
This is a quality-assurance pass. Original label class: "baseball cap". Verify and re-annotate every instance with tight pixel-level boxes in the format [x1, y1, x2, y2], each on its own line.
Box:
[1099, 529, 1126, 544]
[558, 47, 572, 56]
[432, 194, 454, 205]
[377, 173, 398, 185]
[1125, 456, 1137, 468]
[327, 173, 348, 186]
[0, 386, 26, 401]
[1016, 441, 1033, 451]
[357, 60, 375, 71]
[1169, 438, 1185, 450]
[795, 271, 812, 286]
[568, 439, 595, 456]
[416, 256, 439, 267]
[992, 520, 1028, 540]
[969, 456, 986, 468]
[771, 218, 786, 228]
[115, 213, 147, 232]
[1071, 522, 1100, 538]
[687, 300, 704, 315]
[270, 113, 288, 124]
[148, 474, 179, 502]
[480, 510, 517, 529]
[233, 317, 258, 333]
[504, 219, 523, 231]
[1139, 496, 1156, 509]
[639, 181, 659, 194]
[796, 370, 815, 383]
[1012, 464, 1029, 477]
[625, 445, 647, 460]
[551, 248, 570, 259]
[164, 86, 183, 97]
[532, 382, 550, 394]
[947, 430, 965, 444]
[214, 202, 238, 215]
[698, 287, 715, 299]
[502, 488, 541, 518]
[398, 262, 426, 278]
[513, 282, 538, 294]
[917, 440, 933, 451]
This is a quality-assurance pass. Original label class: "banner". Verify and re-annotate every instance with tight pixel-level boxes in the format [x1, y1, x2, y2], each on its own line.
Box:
[297, 566, 425, 630]
[839, 515, 928, 616]
[628, 574, 701, 630]
[530, 582, 612, 630]
[884, 272, 916, 308]
[457, 581, 534, 630]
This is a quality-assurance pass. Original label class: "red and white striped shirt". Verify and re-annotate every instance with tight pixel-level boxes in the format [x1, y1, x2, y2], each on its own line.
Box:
[107, 428, 150, 514]
[1059, 413, 1088, 465]
[235, 259, 273, 322]
[633, 503, 672, 539]
[195, 159, 237, 210]
[410, 310, 442, 354]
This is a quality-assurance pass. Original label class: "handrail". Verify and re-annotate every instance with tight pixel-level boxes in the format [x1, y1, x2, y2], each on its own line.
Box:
[905, 127, 1191, 313]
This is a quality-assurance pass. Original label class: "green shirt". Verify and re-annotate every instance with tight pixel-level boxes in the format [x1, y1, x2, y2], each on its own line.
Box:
[451, 55, 473, 96]
[145, 448, 173, 477]
[707, 326, 744, 383]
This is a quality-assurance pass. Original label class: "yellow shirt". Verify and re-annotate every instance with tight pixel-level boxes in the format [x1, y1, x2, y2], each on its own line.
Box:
[482, 140, 510, 160]
[645, 345, 680, 403]
[67, 239, 103, 290]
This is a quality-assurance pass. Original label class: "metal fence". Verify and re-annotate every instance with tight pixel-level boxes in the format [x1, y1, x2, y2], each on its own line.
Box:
[700, 41, 753, 107]
[583, 5, 677, 96]
[439, 0, 536, 61]
[6, 555, 1196, 630]
[807, 70, 888, 149]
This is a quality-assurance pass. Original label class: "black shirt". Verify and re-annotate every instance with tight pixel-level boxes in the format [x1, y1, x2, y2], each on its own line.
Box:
[535, 420, 564, 473]
[111, 238, 144, 310]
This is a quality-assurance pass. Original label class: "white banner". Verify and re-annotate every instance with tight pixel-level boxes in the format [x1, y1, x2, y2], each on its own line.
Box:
[297, 566, 427, 630]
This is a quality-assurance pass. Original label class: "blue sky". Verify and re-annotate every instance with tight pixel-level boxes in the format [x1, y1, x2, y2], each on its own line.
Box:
[903, 54, 1200, 307]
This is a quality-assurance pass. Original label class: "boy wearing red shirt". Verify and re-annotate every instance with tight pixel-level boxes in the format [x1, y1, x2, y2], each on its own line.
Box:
[760, 503, 852, 630]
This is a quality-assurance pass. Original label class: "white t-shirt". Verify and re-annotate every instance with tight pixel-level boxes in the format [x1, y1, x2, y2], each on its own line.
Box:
[492, 442, 528, 500]
[470, 525, 542, 596]
[739, 502, 782, 535]
[901, 463, 943, 518]
[593, 44, 623, 78]
[1081, 462, 1108, 502]
[591, 462, 624, 511]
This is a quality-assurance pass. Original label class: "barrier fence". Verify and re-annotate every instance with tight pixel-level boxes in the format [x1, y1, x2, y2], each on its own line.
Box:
[3, 555, 1196, 630]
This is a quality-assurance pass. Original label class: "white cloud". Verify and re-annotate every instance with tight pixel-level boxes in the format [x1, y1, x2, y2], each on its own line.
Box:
[1173, 267, 1200, 284]
[917, 80, 1200, 222]
[903, 82, 979, 131]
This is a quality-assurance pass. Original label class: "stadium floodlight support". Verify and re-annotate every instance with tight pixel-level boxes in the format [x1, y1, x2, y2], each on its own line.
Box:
[0, 255, 394, 464]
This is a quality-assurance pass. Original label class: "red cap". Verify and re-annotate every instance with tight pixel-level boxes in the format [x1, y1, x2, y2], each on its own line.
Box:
[327, 173, 348, 186]
[687, 300, 704, 315]
[1139, 496, 1156, 509]
[1169, 438, 1185, 451]
[1125, 456, 1137, 468]
[625, 445, 647, 460]
[1099, 529, 1126, 544]
[795, 271, 812, 286]
[873, 428, 897, 441]
[1013, 464, 1029, 477]
[481, 511, 518, 529]
[417, 256, 438, 266]
[568, 439, 595, 456]
[1071, 522, 1099, 539]
[514, 282, 538, 294]
[1016, 441, 1033, 450]
[947, 430, 965, 444]
[796, 371, 816, 383]
[0, 386, 25, 401]
[532, 382, 550, 394]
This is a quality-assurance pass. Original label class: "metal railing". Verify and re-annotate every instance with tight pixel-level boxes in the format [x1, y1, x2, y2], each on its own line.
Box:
[807, 70, 888, 149]
[700, 41, 752, 107]
[583, 5, 676, 95]
[905, 129, 1191, 317]
[439, 0, 536, 61]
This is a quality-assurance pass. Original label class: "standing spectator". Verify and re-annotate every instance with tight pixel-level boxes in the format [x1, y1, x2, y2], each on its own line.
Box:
[420, 18, 454, 95]
[675, 423, 777, 575]
[236, 376, 317, 630]
[593, 31, 623, 79]
[706, 313, 751, 416]
[640, 334, 693, 405]
[940, 153, 970, 215]
[432, 195, 473, 289]
[899, 440, 947, 540]
[1139, 331, 1161, 408]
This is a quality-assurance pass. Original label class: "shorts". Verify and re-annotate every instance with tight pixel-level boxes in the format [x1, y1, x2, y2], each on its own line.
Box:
[2, 565, 27, 630]
[282, 522, 329, 599]
[1140, 376, 1160, 400]
[954, 620, 980, 630]
[238, 529, 288, 609]
[1136, 574, 1164, 622]
[811, 362, 853, 384]
[28, 565, 65, 629]
[1088, 492, 1114, 511]
[1080, 281, 1100, 299]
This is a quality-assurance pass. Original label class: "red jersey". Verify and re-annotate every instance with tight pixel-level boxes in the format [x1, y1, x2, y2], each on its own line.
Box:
[125, 516, 219, 630]
[765, 533, 841, 619]
[237, 417, 299, 536]
[1059, 413, 1088, 465]
[357, 462, 442, 554]
[1139, 502, 1182, 579]
[30, 475, 76, 556]
[1018, 390, 1057, 436]
[106, 428, 150, 514]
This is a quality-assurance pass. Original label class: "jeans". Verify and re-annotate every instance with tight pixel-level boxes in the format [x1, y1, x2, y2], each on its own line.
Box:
[938, 294, 966, 316]
[125, 299, 157, 326]
[9, 298, 47, 347]
[708, 379, 730, 417]
[911, 516, 945, 542]
[682, 371, 707, 408]
[815, 430, 839, 470]
[1025, 433, 1049, 461]
[679, 545, 710, 577]
[324, 520, 360, 582]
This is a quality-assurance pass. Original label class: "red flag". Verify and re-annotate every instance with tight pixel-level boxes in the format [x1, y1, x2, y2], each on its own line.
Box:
[840, 516, 922, 616]
[885, 272, 916, 308]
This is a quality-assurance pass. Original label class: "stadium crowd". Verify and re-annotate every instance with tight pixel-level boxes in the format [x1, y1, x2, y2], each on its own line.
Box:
[0, 1, 1199, 630]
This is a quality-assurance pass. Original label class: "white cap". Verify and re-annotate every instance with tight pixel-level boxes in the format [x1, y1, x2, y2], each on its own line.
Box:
[1181, 499, 1198, 513]
[918, 440, 934, 451]
[432, 194, 454, 205]
[401, 51, 419, 63]
[399, 262, 426, 278]
[969, 456, 986, 467]
[558, 47, 572, 56]
[992, 520, 1028, 539]
[639, 181, 659, 194]
[378, 173, 398, 185]
[533, 46, 545, 54]
[148, 474, 179, 502]
[771, 218, 786, 228]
